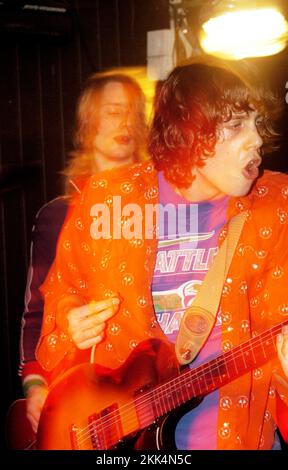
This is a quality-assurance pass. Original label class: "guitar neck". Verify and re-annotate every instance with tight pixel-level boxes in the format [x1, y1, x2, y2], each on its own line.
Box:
[144, 319, 288, 420]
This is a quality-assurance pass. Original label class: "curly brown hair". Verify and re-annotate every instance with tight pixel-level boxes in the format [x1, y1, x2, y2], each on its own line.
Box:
[149, 57, 283, 188]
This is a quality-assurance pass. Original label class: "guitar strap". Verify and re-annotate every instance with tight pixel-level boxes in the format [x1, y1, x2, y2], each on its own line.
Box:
[175, 210, 248, 365]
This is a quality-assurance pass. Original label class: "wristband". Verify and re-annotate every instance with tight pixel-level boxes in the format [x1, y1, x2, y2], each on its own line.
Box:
[23, 378, 46, 397]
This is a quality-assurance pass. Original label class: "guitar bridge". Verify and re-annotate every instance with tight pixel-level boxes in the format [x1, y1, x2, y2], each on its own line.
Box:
[70, 424, 80, 450]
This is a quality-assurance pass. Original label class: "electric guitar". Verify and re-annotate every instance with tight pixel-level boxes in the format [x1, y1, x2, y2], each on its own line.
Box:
[8, 319, 288, 450]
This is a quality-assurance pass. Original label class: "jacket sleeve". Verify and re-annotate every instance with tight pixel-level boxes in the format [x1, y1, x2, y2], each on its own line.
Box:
[36, 190, 91, 372]
[18, 198, 68, 384]
[267, 199, 288, 439]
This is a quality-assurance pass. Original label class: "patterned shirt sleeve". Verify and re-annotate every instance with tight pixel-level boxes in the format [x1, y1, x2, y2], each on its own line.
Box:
[18, 197, 68, 380]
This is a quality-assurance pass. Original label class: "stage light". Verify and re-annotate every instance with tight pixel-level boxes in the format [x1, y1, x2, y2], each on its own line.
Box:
[199, 1, 288, 59]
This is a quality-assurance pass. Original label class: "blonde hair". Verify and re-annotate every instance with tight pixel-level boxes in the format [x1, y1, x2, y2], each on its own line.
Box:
[64, 71, 148, 195]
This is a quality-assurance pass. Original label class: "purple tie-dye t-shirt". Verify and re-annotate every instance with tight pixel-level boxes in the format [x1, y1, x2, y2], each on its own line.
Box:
[152, 172, 228, 449]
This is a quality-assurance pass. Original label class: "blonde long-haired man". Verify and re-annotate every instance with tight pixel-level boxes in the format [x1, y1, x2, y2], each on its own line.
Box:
[19, 71, 148, 434]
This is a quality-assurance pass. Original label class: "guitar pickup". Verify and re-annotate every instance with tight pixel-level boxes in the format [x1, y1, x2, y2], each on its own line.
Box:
[88, 404, 122, 450]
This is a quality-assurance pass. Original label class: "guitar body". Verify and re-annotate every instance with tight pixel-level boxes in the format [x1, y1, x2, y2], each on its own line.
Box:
[37, 339, 180, 450]
[10, 319, 287, 450]
[6, 399, 36, 450]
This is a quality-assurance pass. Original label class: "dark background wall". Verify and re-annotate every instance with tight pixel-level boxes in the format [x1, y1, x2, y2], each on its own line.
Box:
[0, 0, 170, 446]
[0, 0, 287, 449]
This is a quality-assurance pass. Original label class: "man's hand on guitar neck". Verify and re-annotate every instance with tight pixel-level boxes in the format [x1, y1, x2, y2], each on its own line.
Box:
[277, 325, 288, 378]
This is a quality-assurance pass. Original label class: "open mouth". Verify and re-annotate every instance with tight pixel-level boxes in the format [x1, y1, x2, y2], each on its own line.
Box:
[242, 159, 261, 180]
[114, 135, 131, 145]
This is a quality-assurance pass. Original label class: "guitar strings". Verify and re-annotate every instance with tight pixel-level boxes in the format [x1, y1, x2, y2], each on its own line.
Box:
[75, 321, 284, 448]
[75, 320, 287, 448]
[75, 320, 283, 448]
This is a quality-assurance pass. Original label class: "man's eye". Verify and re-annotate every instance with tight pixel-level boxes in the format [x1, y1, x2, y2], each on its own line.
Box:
[103, 106, 123, 116]
[227, 120, 243, 129]
[256, 118, 264, 128]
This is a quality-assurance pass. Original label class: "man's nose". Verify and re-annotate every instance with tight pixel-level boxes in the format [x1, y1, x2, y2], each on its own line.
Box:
[248, 121, 263, 150]
[120, 110, 133, 129]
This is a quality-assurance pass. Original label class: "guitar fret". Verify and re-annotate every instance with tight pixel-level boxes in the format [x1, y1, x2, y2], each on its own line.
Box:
[159, 381, 180, 414]
[207, 362, 217, 390]
[220, 358, 229, 381]
[158, 393, 165, 416]
[158, 394, 165, 416]
[180, 382, 188, 405]
[243, 346, 255, 368]
[241, 348, 248, 368]
[213, 357, 222, 384]
[191, 374, 203, 396]
[153, 388, 163, 417]
[159, 386, 168, 414]
[186, 378, 197, 399]
[230, 350, 240, 376]
[174, 385, 181, 407]
[250, 344, 257, 364]
[268, 331, 277, 353]
[169, 386, 179, 410]
[183, 380, 193, 402]
[174, 381, 183, 407]
[169, 388, 178, 409]
[196, 367, 207, 392]
[202, 368, 209, 392]
[234, 348, 247, 372]
[260, 339, 267, 359]
[152, 390, 159, 417]
[203, 364, 216, 391]
[252, 331, 276, 365]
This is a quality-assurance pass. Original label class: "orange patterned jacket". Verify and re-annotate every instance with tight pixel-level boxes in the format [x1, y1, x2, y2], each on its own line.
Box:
[37, 160, 288, 449]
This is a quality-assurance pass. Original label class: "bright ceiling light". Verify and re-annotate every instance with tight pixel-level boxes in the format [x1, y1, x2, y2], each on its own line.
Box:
[200, 7, 288, 59]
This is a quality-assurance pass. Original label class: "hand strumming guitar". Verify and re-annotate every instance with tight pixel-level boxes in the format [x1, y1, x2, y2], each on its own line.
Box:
[66, 296, 120, 350]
